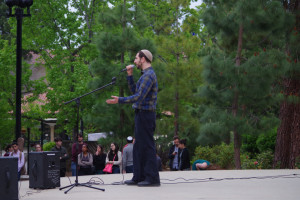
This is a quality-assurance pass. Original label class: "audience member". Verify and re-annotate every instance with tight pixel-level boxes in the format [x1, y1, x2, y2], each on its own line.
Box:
[4, 144, 13, 156]
[192, 159, 211, 170]
[156, 153, 162, 171]
[178, 139, 190, 171]
[10, 142, 25, 181]
[168, 136, 181, 171]
[71, 134, 84, 176]
[51, 137, 69, 177]
[93, 144, 106, 174]
[78, 144, 93, 176]
[106, 143, 122, 174]
[35, 143, 43, 152]
[122, 136, 134, 173]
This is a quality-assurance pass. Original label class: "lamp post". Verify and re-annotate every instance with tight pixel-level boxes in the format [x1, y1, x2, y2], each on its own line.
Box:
[5, 0, 33, 140]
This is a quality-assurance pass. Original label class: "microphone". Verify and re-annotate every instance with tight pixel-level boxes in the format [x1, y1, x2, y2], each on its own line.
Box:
[120, 65, 135, 72]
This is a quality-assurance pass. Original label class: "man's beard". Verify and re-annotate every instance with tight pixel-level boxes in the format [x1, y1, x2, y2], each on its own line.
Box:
[136, 62, 142, 69]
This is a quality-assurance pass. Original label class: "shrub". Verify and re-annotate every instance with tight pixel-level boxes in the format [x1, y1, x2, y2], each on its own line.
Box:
[241, 153, 258, 169]
[241, 134, 259, 158]
[256, 128, 277, 153]
[193, 143, 234, 169]
[241, 150, 274, 169]
[43, 141, 55, 151]
[256, 150, 274, 169]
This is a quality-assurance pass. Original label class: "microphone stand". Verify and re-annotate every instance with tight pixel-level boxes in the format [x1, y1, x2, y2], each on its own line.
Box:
[59, 77, 116, 194]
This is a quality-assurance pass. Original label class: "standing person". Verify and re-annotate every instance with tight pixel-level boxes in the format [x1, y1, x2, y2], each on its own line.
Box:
[78, 144, 93, 176]
[156, 153, 162, 171]
[51, 137, 69, 177]
[34, 143, 43, 152]
[106, 49, 160, 187]
[4, 144, 13, 156]
[168, 136, 181, 171]
[71, 134, 84, 176]
[122, 136, 134, 173]
[178, 139, 190, 171]
[106, 143, 122, 174]
[10, 142, 25, 181]
[93, 144, 106, 174]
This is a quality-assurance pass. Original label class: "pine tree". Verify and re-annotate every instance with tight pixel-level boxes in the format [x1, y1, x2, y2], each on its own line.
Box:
[88, 0, 155, 137]
[274, 0, 300, 169]
[200, 0, 291, 168]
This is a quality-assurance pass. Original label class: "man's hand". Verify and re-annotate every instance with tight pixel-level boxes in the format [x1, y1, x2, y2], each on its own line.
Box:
[126, 65, 134, 76]
[106, 96, 119, 104]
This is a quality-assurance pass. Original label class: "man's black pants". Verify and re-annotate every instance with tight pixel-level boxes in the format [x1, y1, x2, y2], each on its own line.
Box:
[132, 110, 160, 184]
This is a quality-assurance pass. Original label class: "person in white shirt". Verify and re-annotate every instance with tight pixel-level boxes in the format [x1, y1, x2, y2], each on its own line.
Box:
[10, 142, 25, 181]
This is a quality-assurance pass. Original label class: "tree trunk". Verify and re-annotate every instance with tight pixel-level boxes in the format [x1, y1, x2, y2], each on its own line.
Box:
[232, 24, 243, 169]
[274, 77, 300, 168]
[274, 0, 300, 169]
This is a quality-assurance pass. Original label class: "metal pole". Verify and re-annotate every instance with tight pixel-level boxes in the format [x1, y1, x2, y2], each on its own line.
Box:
[15, 7, 23, 140]
[27, 127, 30, 175]
[41, 120, 44, 147]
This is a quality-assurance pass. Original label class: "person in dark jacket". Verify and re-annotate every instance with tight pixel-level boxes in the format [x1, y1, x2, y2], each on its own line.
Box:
[93, 144, 106, 174]
[168, 136, 181, 171]
[178, 139, 190, 171]
[51, 137, 69, 177]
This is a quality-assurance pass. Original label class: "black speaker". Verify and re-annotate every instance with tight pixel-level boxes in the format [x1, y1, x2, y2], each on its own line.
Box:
[29, 151, 60, 189]
[0, 157, 18, 200]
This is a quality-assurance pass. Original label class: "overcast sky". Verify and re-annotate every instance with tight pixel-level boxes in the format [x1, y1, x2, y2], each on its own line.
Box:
[190, 0, 203, 9]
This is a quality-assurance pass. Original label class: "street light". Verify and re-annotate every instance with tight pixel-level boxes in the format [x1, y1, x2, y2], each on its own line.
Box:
[5, 0, 33, 140]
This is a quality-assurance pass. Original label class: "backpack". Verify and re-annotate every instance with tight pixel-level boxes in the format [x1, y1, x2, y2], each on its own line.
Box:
[10, 151, 26, 175]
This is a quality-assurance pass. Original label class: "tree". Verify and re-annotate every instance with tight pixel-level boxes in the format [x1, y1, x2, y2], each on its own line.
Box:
[274, 0, 300, 169]
[200, 0, 290, 168]
[87, 0, 155, 138]
[0, 3, 46, 146]
[21, 0, 106, 140]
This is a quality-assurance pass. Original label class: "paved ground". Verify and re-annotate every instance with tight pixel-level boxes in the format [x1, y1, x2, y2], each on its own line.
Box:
[18, 169, 300, 200]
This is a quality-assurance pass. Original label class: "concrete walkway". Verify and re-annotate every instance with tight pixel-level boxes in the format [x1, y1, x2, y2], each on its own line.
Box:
[18, 169, 300, 200]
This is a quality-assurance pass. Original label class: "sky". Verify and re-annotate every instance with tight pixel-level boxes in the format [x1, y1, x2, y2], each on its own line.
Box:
[190, 0, 203, 9]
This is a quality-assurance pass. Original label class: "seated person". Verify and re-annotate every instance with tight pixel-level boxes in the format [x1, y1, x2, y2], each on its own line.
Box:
[192, 159, 211, 170]
[93, 144, 106, 174]
[78, 144, 93, 175]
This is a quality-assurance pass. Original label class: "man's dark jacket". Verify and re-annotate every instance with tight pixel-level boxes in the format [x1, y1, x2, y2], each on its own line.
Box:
[51, 145, 69, 169]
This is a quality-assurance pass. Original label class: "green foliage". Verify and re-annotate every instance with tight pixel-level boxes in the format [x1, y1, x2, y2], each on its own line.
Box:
[241, 127, 277, 158]
[193, 143, 235, 169]
[241, 134, 259, 158]
[199, 0, 293, 168]
[256, 128, 277, 153]
[43, 142, 55, 151]
[295, 157, 300, 169]
[241, 150, 274, 169]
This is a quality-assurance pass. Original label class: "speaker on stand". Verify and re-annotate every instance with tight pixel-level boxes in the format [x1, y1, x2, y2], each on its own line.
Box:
[29, 151, 60, 189]
[0, 157, 18, 200]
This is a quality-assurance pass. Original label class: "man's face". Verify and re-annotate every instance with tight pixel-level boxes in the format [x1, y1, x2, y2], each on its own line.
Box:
[78, 136, 83, 142]
[179, 143, 184, 149]
[56, 140, 62, 147]
[174, 139, 179, 147]
[134, 53, 143, 69]
[12, 144, 18, 152]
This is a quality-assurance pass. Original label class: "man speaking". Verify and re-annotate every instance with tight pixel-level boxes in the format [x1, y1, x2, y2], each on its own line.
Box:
[106, 50, 160, 187]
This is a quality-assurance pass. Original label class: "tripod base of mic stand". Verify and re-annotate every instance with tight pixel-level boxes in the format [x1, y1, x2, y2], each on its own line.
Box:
[60, 181, 105, 194]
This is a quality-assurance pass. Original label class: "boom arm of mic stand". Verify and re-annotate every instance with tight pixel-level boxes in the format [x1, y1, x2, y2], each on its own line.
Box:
[64, 77, 117, 105]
